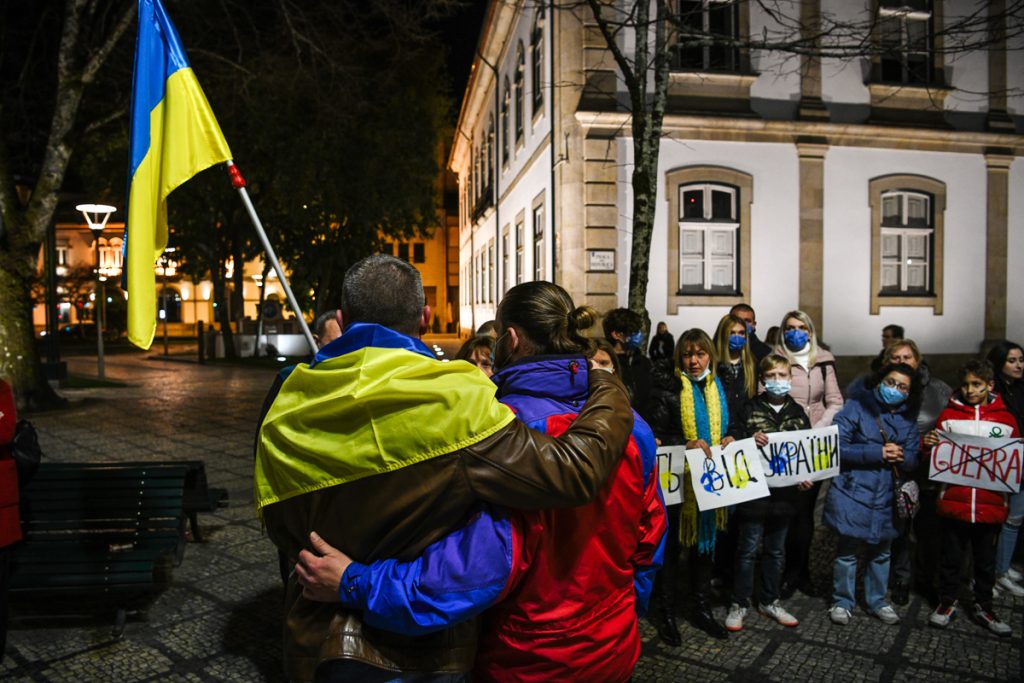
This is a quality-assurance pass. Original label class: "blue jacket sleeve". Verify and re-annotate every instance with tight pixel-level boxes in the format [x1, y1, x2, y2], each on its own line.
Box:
[834, 404, 884, 466]
[629, 416, 667, 616]
[894, 415, 920, 473]
[338, 505, 517, 637]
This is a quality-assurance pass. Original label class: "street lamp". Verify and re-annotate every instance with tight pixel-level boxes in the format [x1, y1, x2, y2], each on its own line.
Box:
[76, 203, 116, 380]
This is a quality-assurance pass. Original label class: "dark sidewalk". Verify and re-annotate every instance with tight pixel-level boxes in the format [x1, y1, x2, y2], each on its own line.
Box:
[2, 352, 1020, 682]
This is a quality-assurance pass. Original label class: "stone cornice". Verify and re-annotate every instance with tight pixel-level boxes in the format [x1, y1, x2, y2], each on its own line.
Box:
[575, 111, 1024, 156]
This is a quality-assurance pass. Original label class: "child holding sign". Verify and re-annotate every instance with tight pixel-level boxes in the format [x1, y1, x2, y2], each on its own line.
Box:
[725, 355, 811, 632]
[924, 359, 1016, 637]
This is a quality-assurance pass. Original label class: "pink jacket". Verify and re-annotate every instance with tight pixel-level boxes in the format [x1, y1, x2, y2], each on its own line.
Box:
[777, 347, 844, 428]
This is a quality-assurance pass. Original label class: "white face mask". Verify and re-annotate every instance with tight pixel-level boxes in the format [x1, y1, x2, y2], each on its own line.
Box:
[692, 367, 711, 382]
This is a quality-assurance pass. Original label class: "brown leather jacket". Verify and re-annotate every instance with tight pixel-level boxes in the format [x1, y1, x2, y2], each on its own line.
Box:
[262, 370, 633, 682]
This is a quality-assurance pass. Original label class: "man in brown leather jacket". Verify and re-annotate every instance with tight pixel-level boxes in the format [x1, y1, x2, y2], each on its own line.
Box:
[256, 255, 633, 683]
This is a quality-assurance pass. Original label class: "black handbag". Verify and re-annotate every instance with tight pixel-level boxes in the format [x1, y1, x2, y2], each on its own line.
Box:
[11, 419, 42, 487]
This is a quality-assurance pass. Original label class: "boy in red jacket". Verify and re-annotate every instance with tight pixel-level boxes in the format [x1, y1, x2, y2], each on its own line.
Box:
[923, 360, 1015, 636]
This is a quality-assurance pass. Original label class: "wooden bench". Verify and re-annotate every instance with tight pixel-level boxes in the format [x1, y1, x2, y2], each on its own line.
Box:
[178, 460, 228, 542]
[11, 462, 189, 636]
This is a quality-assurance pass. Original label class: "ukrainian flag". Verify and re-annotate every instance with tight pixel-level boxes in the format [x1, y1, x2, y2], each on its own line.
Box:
[125, 0, 232, 349]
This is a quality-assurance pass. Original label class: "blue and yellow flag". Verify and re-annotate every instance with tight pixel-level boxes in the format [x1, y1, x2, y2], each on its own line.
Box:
[125, 0, 232, 349]
[255, 324, 515, 512]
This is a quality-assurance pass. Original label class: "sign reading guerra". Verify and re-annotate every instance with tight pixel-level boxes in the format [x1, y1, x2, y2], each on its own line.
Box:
[929, 431, 1023, 494]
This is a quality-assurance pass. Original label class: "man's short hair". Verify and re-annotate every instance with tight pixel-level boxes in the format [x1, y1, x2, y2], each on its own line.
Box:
[883, 324, 905, 339]
[958, 359, 995, 384]
[730, 303, 755, 317]
[341, 255, 425, 336]
[313, 309, 339, 339]
[476, 320, 498, 337]
[602, 308, 643, 340]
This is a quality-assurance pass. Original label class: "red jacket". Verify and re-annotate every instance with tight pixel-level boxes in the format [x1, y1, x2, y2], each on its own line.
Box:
[934, 393, 1017, 524]
[0, 379, 22, 548]
[473, 361, 666, 683]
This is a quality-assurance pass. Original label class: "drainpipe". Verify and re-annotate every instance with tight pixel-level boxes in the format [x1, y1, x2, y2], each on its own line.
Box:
[547, 0, 557, 281]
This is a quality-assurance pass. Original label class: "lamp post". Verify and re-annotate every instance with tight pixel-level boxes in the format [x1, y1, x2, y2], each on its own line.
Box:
[76, 204, 116, 380]
[159, 247, 175, 356]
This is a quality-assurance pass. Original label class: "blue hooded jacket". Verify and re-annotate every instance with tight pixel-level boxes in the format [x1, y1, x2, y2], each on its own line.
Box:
[823, 384, 919, 544]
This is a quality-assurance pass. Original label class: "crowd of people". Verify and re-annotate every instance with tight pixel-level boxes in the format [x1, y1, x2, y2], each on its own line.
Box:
[252, 254, 1023, 682]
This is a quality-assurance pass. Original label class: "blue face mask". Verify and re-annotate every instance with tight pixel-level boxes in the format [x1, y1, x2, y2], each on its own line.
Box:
[783, 329, 809, 351]
[728, 334, 747, 352]
[624, 331, 643, 350]
[764, 379, 791, 397]
[875, 384, 907, 407]
[745, 323, 754, 336]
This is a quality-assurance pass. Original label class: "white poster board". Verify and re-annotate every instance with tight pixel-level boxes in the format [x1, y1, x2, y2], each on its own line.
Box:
[684, 438, 771, 511]
[758, 426, 841, 488]
[928, 431, 1023, 494]
[656, 446, 687, 506]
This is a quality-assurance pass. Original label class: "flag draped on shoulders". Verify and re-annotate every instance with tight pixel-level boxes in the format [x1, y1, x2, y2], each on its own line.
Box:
[125, 0, 232, 349]
[254, 323, 515, 512]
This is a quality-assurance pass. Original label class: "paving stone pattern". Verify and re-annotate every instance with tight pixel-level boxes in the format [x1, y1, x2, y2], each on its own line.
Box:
[3, 353, 1021, 682]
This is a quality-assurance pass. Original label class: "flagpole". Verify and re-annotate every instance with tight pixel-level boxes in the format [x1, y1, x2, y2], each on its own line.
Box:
[226, 161, 317, 354]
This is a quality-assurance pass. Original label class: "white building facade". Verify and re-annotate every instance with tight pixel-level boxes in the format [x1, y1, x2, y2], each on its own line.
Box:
[451, 0, 1024, 356]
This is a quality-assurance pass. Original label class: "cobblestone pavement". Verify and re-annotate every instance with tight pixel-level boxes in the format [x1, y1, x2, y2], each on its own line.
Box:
[3, 352, 1021, 682]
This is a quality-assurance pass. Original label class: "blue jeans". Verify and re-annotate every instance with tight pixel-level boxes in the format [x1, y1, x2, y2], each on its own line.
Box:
[315, 660, 469, 683]
[832, 535, 892, 611]
[995, 490, 1024, 576]
[732, 516, 789, 607]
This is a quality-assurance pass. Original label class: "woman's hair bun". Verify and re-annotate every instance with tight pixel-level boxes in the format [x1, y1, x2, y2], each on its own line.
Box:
[568, 305, 598, 333]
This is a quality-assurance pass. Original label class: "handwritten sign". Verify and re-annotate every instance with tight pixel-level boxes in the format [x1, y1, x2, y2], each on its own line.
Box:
[758, 426, 841, 488]
[656, 446, 687, 506]
[684, 438, 770, 511]
[929, 431, 1023, 494]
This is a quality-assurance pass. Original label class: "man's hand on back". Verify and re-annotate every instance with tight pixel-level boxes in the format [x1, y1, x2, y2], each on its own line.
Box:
[295, 532, 352, 602]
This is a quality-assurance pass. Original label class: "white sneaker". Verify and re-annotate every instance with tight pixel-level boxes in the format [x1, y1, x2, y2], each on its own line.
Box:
[973, 603, 1013, 637]
[929, 600, 957, 627]
[1007, 566, 1023, 582]
[872, 604, 901, 625]
[996, 574, 1024, 597]
[725, 603, 747, 632]
[759, 600, 799, 627]
[828, 605, 852, 625]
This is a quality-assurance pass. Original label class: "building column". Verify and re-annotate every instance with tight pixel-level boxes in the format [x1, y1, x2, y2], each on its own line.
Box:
[798, 0, 827, 121]
[797, 140, 828, 335]
[984, 151, 1013, 343]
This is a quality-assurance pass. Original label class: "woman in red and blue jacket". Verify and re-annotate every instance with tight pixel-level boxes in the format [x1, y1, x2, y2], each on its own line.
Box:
[298, 282, 666, 683]
[0, 378, 21, 657]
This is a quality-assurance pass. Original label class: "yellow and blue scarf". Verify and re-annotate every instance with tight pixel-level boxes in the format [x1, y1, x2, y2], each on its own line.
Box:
[678, 371, 730, 555]
[254, 323, 515, 512]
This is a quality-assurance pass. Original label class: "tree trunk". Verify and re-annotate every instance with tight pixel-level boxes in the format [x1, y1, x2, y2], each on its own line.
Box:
[0, 246, 64, 410]
[211, 264, 236, 360]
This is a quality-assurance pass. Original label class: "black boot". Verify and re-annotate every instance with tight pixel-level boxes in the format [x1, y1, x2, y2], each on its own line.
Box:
[650, 575, 682, 646]
[652, 608, 682, 647]
[693, 600, 728, 640]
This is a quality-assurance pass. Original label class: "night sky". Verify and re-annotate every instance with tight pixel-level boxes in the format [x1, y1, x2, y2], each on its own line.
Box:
[438, 2, 490, 111]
